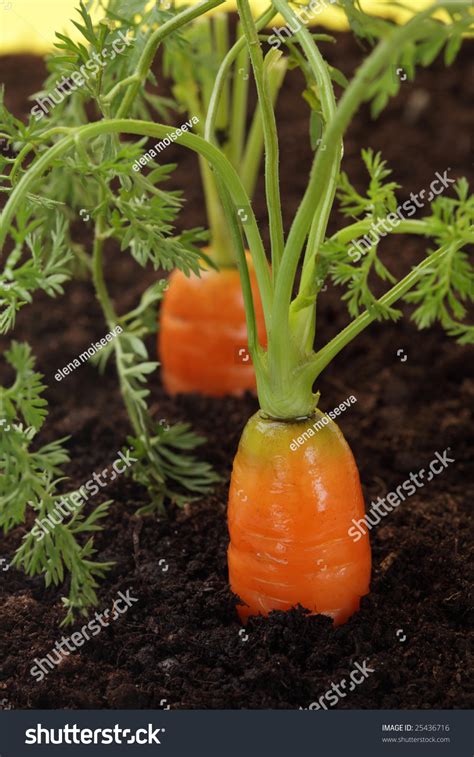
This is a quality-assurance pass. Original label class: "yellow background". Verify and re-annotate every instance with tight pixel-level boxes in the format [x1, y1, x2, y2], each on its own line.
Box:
[0, 0, 438, 55]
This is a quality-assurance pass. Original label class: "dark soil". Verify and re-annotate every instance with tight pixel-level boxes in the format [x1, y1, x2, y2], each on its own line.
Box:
[0, 31, 473, 710]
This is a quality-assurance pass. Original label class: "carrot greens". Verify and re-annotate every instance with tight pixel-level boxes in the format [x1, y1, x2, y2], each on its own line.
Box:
[0, 342, 113, 624]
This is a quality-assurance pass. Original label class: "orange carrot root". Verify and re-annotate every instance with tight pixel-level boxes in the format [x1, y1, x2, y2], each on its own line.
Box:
[228, 410, 371, 625]
[158, 252, 266, 397]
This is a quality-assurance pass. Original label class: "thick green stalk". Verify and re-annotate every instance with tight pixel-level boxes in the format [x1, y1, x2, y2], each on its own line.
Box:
[203, 1, 282, 264]
[234, 0, 340, 416]
[249, 0, 470, 419]
[97, 10, 225, 450]
[199, 17, 216, 116]
[157, 14, 238, 266]
[165, 66, 234, 267]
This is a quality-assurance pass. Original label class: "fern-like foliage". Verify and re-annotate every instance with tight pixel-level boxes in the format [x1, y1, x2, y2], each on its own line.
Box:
[403, 179, 474, 343]
[338, 149, 400, 220]
[0, 212, 73, 333]
[319, 149, 402, 320]
[319, 150, 474, 340]
[114, 326, 219, 512]
[0, 343, 114, 624]
[339, 0, 474, 117]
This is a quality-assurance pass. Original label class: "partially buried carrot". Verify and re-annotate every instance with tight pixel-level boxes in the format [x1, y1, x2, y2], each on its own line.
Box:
[228, 410, 371, 625]
[159, 251, 266, 396]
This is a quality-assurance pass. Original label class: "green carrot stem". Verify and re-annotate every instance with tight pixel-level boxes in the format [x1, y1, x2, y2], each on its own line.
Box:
[237, 0, 285, 277]
[271, 0, 340, 351]
[198, 16, 216, 113]
[327, 219, 430, 245]
[204, 5, 277, 144]
[228, 21, 250, 167]
[106, 0, 226, 115]
[213, 13, 230, 131]
[199, 156, 236, 266]
[240, 57, 287, 198]
[203, 5, 280, 269]
[217, 180, 261, 357]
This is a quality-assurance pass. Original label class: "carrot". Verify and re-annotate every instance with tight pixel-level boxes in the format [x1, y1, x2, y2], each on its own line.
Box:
[192, 0, 472, 626]
[159, 251, 266, 396]
[228, 411, 371, 624]
[0, 0, 470, 632]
